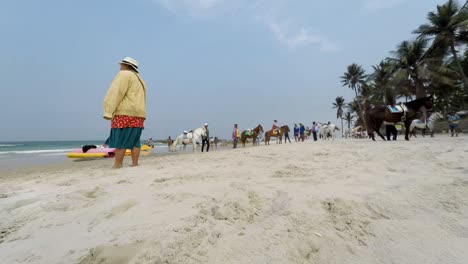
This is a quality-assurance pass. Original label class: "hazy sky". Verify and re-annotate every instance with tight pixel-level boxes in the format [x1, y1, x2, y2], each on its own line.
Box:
[0, 0, 447, 141]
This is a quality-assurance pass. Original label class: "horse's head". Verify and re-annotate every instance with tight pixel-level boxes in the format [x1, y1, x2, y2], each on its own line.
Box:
[282, 125, 290, 132]
[257, 124, 264, 133]
[434, 112, 443, 120]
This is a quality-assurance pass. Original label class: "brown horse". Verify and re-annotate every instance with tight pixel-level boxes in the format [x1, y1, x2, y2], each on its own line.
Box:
[240, 124, 264, 147]
[265, 125, 290, 145]
[365, 95, 433, 141]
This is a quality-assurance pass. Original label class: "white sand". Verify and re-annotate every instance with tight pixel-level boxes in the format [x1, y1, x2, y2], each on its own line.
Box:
[1, 136, 468, 264]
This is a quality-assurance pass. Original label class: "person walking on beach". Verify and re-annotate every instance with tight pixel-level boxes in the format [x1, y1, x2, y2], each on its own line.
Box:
[214, 137, 219, 149]
[299, 123, 306, 142]
[284, 126, 292, 143]
[201, 123, 210, 152]
[103, 57, 146, 169]
[447, 111, 461, 137]
[167, 136, 173, 151]
[312, 122, 318, 141]
[294, 124, 299, 142]
[232, 124, 239, 149]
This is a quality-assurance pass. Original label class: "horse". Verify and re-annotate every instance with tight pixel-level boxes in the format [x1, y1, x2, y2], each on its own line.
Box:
[365, 95, 433, 141]
[265, 125, 290, 145]
[409, 112, 443, 138]
[319, 123, 340, 140]
[171, 127, 205, 151]
[240, 124, 264, 147]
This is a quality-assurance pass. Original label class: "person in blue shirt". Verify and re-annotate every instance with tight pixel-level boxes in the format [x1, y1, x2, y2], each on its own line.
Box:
[293, 124, 300, 142]
[447, 111, 461, 137]
[299, 123, 306, 142]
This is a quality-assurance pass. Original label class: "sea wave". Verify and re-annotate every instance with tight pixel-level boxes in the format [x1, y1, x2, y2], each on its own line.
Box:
[0, 149, 73, 155]
[0, 144, 22, 147]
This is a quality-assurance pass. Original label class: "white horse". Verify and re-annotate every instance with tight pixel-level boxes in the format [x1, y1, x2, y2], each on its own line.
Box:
[409, 112, 443, 138]
[172, 127, 205, 151]
[318, 123, 340, 140]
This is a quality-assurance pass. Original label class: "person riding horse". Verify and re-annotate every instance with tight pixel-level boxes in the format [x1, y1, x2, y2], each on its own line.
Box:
[272, 120, 280, 136]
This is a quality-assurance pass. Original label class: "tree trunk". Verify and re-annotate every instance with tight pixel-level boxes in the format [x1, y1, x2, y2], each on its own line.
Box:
[353, 87, 367, 130]
[415, 76, 426, 99]
[341, 118, 344, 137]
[450, 42, 468, 91]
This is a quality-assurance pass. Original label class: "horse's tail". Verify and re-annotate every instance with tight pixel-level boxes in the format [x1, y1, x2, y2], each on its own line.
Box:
[172, 137, 179, 149]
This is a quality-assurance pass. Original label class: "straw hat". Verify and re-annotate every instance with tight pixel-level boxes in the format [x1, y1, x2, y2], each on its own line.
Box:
[118, 57, 139, 72]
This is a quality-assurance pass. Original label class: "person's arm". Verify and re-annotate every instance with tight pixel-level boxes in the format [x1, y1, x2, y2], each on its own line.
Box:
[103, 72, 130, 119]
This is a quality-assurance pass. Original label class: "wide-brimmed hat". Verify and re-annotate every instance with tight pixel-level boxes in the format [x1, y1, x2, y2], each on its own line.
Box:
[118, 57, 139, 72]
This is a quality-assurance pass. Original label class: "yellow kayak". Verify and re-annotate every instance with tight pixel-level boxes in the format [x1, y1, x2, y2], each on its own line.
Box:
[66, 153, 107, 159]
[125, 145, 152, 155]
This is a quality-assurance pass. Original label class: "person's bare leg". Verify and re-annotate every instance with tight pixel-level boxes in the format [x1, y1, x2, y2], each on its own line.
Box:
[113, 149, 125, 169]
[131, 147, 140, 166]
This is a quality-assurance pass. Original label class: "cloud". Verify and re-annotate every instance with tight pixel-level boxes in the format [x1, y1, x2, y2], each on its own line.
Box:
[267, 19, 340, 52]
[363, 0, 407, 10]
[153, 0, 224, 15]
[152, 0, 340, 52]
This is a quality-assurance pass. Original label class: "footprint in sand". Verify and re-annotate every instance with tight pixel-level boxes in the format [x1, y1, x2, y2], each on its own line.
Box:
[9, 198, 38, 212]
[82, 187, 106, 199]
[77, 243, 141, 264]
[0, 222, 24, 244]
[104, 200, 138, 219]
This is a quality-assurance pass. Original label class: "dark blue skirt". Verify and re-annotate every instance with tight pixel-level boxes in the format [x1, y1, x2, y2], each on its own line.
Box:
[107, 128, 143, 149]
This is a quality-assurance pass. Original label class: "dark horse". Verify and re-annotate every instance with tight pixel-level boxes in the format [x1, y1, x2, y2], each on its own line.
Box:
[240, 124, 264, 147]
[365, 95, 433, 141]
[265, 125, 290, 145]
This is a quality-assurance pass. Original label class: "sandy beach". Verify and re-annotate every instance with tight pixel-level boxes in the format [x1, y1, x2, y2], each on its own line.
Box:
[1, 136, 467, 264]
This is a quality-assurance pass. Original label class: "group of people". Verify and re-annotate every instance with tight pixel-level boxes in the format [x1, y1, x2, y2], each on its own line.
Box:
[102, 57, 464, 168]
[292, 122, 320, 142]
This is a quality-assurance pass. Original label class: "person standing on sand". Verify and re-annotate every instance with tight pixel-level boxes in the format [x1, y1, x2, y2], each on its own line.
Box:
[103, 57, 146, 169]
[232, 124, 239, 149]
[284, 127, 292, 143]
[214, 137, 219, 149]
[201, 123, 210, 152]
[167, 136, 173, 151]
[299, 123, 306, 142]
[293, 124, 299, 142]
[312, 122, 318, 141]
[385, 122, 398, 141]
[447, 111, 461, 137]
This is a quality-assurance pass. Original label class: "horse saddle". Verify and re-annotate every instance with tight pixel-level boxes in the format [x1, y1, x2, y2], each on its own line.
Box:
[246, 130, 252, 136]
[387, 104, 407, 114]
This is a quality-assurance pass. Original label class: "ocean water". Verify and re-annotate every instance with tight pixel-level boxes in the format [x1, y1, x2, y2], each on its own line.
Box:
[0, 141, 167, 169]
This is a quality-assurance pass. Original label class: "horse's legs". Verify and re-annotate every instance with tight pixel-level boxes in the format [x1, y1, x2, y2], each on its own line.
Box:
[422, 129, 426, 137]
[375, 129, 386, 141]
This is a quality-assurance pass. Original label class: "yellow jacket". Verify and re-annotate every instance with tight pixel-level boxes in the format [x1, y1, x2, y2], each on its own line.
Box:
[103, 70, 147, 119]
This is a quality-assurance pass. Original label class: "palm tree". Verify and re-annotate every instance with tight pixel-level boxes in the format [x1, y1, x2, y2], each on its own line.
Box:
[389, 39, 432, 98]
[341, 63, 367, 128]
[343, 112, 355, 129]
[414, 0, 468, 90]
[333, 96, 345, 136]
[369, 60, 396, 104]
